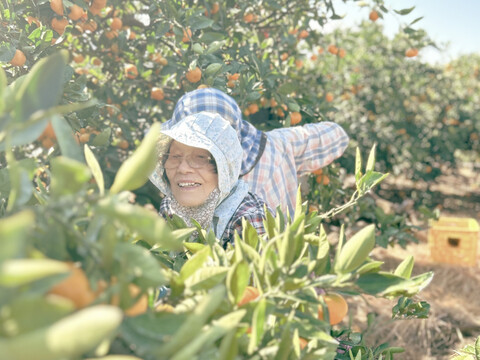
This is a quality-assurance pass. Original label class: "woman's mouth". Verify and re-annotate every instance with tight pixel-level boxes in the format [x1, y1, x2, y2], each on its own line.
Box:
[177, 182, 201, 188]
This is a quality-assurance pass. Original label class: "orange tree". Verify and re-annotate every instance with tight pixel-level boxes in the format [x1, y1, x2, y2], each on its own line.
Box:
[296, 19, 479, 183]
[0, 53, 433, 359]
[0, 1, 439, 358]
[0, 0, 430, 204]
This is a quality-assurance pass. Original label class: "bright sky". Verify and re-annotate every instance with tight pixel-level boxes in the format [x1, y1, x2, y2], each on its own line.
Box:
[327, 0, 480, 64]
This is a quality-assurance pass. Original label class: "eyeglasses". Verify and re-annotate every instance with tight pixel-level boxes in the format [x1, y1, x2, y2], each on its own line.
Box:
[162, 153, 215, 169]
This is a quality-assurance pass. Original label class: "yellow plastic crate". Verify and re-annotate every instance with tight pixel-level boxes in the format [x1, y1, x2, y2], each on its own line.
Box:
[428, 217, 479, 266]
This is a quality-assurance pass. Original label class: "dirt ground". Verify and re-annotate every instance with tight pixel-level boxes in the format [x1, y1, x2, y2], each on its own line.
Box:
[347, 162, 480, 359]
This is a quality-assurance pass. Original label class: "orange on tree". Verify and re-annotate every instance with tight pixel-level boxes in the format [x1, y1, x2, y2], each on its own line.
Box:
[298, 29, 309, 39]
[73, 53, 84, 63]
[238, 286, 260, 307]
[228, 73, 240, 81]
[110, 17, 123, 31]
[211, 2, 220, 14]
[111, 283, 149, 317]
[311, 168, 323, 176]
[299, 337, 308, 350]
[89, 0, 106, 15]
[182, 28, 192, 42]
[318, 292, 348, 325]
[51, 17, 68, 35]
[41, 138, 55, 149]
[105, 30, 118, 39]
[156, 303, 174, 313]
[186, 67, 202, 83]
[338, 48, 346, 58]
[369, 10, 379, 22]
[68, 4, 85, 21]
[270, 98, 278, 108]
[38, 122, 57, 141]
[227, 79, 235, 88]
[150, 87, 165, 100]
[118, 139, 129, 149]
[316, 174, 330, 185]
[325, 92, 334, 102]
[26, 15, 41, 27]
[295, 59, 303, 69]
[124, 64, 138, 79]
[290, 111, 302, 125]
[78, 133, 90, 143]
[82, 19, 97, 32]
[50, 0, 64, 16]
[92, 57, 102, 66]
[48, 262, 96, 309]
[9, 49, 26, 67]
[327, 44, 338, 55]
[280, 52, 288, 61]
[243, 13, 254, 23]
[248, 103, 259, 115]
[405, 48, 419, 58]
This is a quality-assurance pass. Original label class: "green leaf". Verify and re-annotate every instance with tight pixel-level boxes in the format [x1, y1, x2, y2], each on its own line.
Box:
[204, 62, 223, 77]
[248, 298, 266, 354]
[153, 286, 225, 357]
[90, 127, 111, 147]
[184, 267, 228, 291]
[226, 260, 250, 305]
[188, 15, 214, 30]
[246, 91, 261, 102]
[50, 156, 91, 197]
[0, 258, 70, 287]
[357, 171, 389, 194]
[356, 271, 434, 297]
[475, 336, 480, 360]
[365, 144, 376, 172]
[394, 6, 415, 15]
[0, 305, 122, 360]
[278, 82, 298, 95]
[114, 243, 167, 287]
[394, 255, 414, 278]
[52, 115, 83, 162]
[110, 122, 160, 194]
[0, 67, 6, 113]
[170, 310, 245, 360]
[97, 198, 182, 251]
[0, 296, 74, 337]
[204, 39, 225, 53]
[84, 145, 104, 196]
[179, 245, 211, 281]
[0, 210, 35, 262]
[355, 147, 362, 181]
[334, 224, 376, 274]
[14, 50, 68, 123]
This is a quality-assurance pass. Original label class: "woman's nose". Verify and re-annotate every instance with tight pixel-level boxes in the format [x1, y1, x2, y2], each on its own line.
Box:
[176, 156, 194, 172]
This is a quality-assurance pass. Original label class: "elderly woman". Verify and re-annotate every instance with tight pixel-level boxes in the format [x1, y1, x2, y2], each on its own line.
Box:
[163, 88, 349, 216]
[149, 111, 270, 245]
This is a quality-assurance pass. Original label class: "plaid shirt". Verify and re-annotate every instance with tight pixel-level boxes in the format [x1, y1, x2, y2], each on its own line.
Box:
[221, 191, 269, 246]
[242, 122, 349, 215]
[159, 192, 269, 246]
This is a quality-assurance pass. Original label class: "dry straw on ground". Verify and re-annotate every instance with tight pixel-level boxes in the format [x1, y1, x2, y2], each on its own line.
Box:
[349, 240, 480, 360]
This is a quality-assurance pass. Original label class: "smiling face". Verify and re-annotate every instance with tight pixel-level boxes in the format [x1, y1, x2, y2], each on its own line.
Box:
[164, 141, 218, 207]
